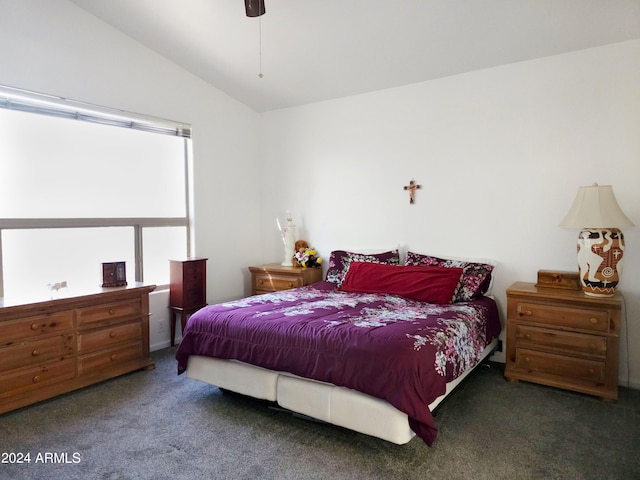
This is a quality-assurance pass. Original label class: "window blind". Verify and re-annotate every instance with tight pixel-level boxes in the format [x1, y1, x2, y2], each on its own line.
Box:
[0, 85, 191, 138]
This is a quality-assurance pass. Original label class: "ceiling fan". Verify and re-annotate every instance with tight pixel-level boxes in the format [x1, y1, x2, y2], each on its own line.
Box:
[245, 0, 266, 17]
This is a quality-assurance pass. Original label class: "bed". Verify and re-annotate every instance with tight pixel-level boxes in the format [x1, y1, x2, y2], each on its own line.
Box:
[175, 249, 501, 445]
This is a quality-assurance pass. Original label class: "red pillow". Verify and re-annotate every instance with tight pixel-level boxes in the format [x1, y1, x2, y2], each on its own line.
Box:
[339, 262, 463, 304]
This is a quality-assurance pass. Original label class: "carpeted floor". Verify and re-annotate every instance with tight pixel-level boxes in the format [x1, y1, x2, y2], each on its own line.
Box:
[1, 347, 638, 480]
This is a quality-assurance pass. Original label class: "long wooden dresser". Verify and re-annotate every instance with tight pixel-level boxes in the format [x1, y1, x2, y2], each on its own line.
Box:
[0, 284, 155, 414]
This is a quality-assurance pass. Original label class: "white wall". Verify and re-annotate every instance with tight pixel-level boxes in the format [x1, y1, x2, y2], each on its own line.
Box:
[1, 1, 638, 381]
[259, 40, 640, 387]
[0, 0, 264, 349]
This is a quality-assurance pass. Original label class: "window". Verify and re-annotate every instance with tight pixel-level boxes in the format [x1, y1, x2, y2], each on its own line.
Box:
[0, 86, 192, 298]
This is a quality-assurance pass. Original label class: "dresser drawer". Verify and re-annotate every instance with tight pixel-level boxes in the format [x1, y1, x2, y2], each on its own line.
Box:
[76, 299, 141, 328]
[515, 325, 607, 358]
[0, 334, 74, 373]
[183, 284, 205, 306]
[515, 348, 606, 384]
[1, 311, 74, 345]
[0, 359, 75, 395]
[77, 321, 142, 354]
[253, 272, 303, 292]
[514, 302, 608, 332]
[78, 342, 143, 375]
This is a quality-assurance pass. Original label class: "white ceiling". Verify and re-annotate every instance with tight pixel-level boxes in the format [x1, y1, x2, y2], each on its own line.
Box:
[69, 0, 640, 112]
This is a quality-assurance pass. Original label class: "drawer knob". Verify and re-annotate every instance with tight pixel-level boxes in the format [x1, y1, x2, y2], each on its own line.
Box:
[109, 308, 115, 315]
[32, 375, 41, 383]
[110, 354, 117, 361]
[289, 282, 294, 287]
[589, 318, 598, 325]
[31, 323, 39, 330]
[109, 331, 117, 338]
[524, 357, 530, 363]
[588, 368, 596, 376]
[31, 350, 39, 357]
[258, 280, 263, 285]
[524, 333, 531, 340]
[518, 309, 532, 317]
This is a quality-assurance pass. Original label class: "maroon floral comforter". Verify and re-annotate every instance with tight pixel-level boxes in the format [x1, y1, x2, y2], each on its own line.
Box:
[175, 281, 500, 445]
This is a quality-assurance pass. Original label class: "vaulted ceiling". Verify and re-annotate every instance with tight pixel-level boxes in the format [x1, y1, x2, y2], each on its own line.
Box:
[70, 0, 640, 112]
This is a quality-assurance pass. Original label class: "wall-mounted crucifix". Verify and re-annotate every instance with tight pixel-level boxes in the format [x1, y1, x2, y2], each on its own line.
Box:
[403, 179, 422, 204]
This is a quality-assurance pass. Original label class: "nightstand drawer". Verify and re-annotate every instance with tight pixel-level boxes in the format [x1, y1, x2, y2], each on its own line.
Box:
[0, 334, 74, 373]
[254, 273, 303, 292]
[515, 302, 608, 332]
[515, 348, 606, 384]
[250, 264, 324, 295]
[77, 321, 142, 354]
[515, 325, 607, 358]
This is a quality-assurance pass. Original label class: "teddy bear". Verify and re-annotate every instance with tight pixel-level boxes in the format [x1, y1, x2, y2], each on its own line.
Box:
[293, 240, 322, 268]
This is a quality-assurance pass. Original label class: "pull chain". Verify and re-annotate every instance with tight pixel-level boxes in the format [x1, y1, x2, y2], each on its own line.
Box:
[258, 16, 263, 78]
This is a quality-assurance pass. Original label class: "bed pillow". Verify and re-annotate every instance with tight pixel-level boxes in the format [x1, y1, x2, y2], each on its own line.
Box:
[325, 249, 400, 286]
[405, 252, 495, 302]
[339, 262, 463, 304]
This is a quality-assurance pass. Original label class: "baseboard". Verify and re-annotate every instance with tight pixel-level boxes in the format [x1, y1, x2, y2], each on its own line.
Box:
[151, 339, 174, 352]
[619, 376, 640, 390]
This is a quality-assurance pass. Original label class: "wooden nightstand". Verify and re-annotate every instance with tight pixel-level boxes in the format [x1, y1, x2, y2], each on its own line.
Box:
[504, 281, 622, 401]
[169, 258, 207, 346]
[249, 263, 323, 295]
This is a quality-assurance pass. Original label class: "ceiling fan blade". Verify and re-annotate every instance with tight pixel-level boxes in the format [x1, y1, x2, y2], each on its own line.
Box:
[245, 0, 266, 17]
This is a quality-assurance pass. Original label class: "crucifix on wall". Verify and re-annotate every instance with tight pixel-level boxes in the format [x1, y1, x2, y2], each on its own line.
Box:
[403, 179, 422, 204]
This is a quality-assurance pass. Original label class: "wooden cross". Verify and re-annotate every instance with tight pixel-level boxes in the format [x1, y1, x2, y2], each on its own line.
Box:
[403, 180, 422, 204]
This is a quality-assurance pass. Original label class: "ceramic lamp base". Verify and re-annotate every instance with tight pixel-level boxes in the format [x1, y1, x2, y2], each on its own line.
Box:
[577, 227, 624, 297]
[281, 224, 296, 267]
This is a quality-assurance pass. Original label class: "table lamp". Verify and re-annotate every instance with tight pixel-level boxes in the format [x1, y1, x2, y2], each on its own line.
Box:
[560, 183, 633, 296]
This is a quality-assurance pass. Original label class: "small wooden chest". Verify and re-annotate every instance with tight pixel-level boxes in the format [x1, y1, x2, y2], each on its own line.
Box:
[535, 270, 581, 290]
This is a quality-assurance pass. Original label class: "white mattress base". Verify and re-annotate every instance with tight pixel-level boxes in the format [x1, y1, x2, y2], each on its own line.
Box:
[187, 356, 280, 401]
[186, 338, 498, 445]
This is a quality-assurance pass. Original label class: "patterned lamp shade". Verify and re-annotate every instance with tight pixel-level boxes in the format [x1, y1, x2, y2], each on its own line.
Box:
[560, 184, 634, 296]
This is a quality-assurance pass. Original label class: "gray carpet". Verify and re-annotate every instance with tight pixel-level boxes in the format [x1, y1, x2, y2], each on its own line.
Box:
[1, 347, 638, 480]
